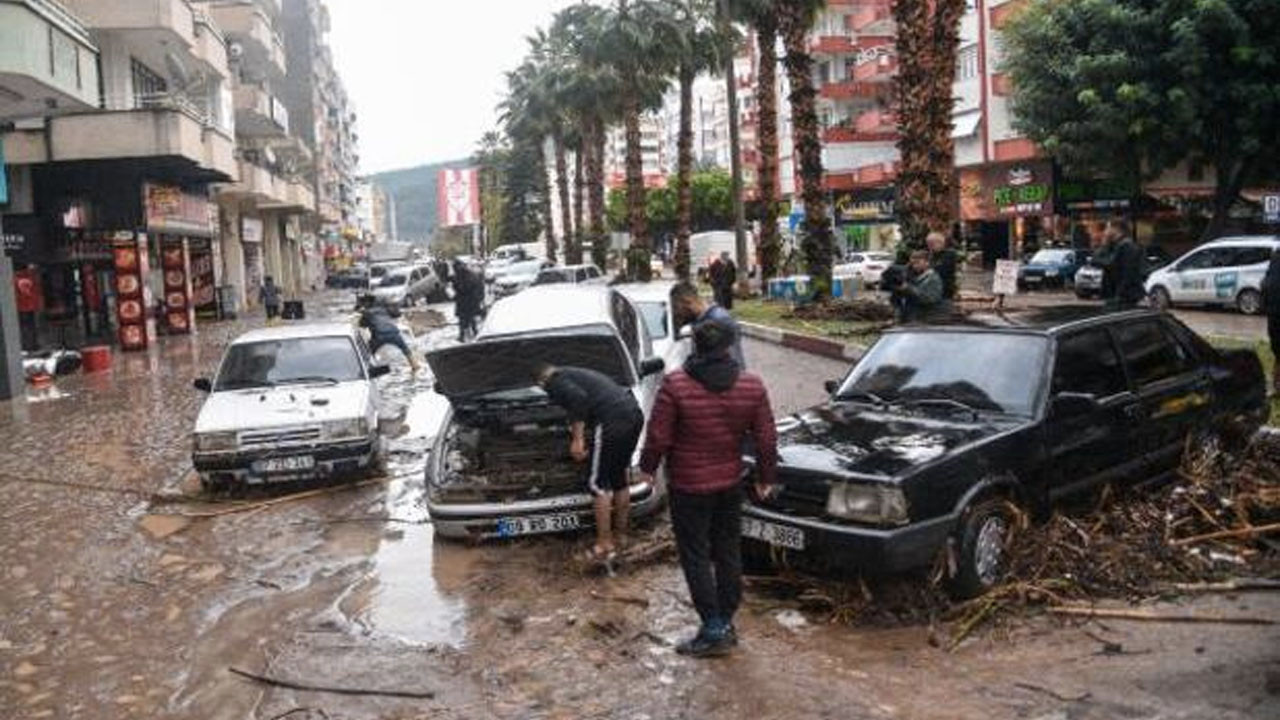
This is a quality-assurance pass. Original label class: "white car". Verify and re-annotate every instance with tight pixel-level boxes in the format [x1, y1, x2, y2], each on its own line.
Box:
[1145, 236, 1279, 315]
[371, 265, 441, 307]
[834, 251, 895, 287]
[530, 263, 607, 288]
[618, 281, 692, 373]
[191, 323, 390, 491]
[424, 285, 669, 540]
[491, 259, 552, 298]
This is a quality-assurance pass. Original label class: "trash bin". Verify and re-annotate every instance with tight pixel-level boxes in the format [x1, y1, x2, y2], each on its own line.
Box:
[216, 285, 239, 320]
[282, 300, 305, 320]
[81, 345, 112, 373]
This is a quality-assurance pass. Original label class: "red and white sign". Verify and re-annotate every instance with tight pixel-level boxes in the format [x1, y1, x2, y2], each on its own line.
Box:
[437, 168, 480, 227]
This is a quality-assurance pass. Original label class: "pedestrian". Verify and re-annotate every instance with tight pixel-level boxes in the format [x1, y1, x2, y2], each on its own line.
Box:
[669, 281, 744, 368]
[533, 363, 646, 561]
[898, 250, 948, 323]
[356, 295, 420, 373]
[637, 319, 777, 657]
[260, 275, 281, 321]
[1098, 220, 1144, 311]
[1262, 248, 1280, 391]
[452, 259, 482, 342]
[926, 231, 959, 300]
[710, 251, 737, 310]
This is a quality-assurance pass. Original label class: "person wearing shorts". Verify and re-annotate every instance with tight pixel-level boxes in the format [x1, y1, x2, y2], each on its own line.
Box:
[535, 363, 644, 560]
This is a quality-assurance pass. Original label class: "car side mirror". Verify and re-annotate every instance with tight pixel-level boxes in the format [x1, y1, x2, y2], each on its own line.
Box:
[369, 364, 392, 379]
[1050, 392, 1100, 419]
[639, 357, 665, 377]
[193, 378, 212, 393]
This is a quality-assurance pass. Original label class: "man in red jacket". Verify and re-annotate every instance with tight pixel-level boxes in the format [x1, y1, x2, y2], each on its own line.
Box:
[638, 319, 777, 657]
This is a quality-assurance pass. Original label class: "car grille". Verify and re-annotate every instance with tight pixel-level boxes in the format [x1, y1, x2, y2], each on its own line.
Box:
[763, 473, 831, 518]
[239, 426, 322, 447]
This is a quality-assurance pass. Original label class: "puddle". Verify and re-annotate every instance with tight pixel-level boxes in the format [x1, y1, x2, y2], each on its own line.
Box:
[358, 522, 468, 647]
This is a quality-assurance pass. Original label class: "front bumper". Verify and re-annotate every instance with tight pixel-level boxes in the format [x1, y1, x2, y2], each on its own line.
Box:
[429, 478, 664, 540]
[193, 439, 376, 486]
[740, 503, 955, 574]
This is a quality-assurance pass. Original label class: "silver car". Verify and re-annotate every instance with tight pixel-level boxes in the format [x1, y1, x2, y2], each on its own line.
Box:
[424, 285, 669, 540]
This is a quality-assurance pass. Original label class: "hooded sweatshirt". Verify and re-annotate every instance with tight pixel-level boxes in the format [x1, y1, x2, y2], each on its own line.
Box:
[639, 352, 778, 494]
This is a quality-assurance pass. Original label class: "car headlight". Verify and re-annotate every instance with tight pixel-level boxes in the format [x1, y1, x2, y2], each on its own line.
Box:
[825, 483, 909, 526]
[194, 431, 238, 452]
[324, 417, 369, 440]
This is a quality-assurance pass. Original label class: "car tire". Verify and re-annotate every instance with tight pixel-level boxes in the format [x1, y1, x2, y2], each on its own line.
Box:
[1149, 286, 1172, 311]
[367, 435, 388, 479]
[1237, 288, 1262, 315]
[948, 499, 1016, 600]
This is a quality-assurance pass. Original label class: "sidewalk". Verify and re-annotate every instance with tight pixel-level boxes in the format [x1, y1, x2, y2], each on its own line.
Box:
[738, 320, 866, 362]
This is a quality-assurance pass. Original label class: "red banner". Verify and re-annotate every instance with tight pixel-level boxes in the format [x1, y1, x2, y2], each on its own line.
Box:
[437, 168, 480, 227]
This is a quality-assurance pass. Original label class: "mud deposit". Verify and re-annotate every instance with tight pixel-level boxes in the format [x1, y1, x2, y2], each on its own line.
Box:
[1, 292, 1277, 719]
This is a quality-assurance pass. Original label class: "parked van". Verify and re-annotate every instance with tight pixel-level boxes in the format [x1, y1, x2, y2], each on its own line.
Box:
[1144, 235, 1280, 314]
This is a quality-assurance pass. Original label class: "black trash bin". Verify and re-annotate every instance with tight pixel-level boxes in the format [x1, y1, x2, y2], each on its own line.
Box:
[282, 300, 305, 320]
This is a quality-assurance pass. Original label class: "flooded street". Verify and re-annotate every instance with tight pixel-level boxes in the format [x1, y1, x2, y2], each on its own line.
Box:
[2, 291, 1277, 720]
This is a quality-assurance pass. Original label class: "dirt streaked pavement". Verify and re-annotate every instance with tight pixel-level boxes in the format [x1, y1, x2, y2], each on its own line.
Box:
[1, 291, 1276, 719]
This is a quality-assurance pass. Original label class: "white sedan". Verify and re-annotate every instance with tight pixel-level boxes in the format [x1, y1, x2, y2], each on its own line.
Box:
[834, 251, 895, 287]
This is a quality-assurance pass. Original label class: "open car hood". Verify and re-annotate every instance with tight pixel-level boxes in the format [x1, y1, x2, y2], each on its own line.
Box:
[427, 326, 634, 401]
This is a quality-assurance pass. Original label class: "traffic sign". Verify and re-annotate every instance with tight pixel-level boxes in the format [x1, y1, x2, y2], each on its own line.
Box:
[1264, 194, 1280, 224]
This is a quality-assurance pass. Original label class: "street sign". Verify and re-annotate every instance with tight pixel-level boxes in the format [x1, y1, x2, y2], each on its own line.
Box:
[993, 259, 1020, 296]
[1264, 194, 1280, 224]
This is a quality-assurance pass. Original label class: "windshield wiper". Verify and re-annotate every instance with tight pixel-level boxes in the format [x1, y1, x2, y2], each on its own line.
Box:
[220, 380, 276, 391]
[277, 376, 341, 386]
[834, 390, 888, 407]
[889, 397, 983, 421]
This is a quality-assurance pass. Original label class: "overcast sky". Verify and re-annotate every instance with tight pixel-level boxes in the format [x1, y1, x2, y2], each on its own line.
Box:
[327, 0, 579, 175]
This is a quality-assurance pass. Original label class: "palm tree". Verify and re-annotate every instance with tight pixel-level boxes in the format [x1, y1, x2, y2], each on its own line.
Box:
[777, 0, 833, 298]
[500, 56, 558, 262]
[893, 0, 967, 247]
[731, 0, 782, 285]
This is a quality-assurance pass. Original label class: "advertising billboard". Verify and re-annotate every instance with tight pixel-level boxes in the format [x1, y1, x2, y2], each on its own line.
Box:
[438, 168, 480, 227]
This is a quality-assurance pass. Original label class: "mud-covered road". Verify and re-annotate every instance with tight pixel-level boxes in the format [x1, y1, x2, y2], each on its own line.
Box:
[1, 291, 1277, 720]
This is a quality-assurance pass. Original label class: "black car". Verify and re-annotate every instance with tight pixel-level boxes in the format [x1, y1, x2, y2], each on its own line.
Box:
[742, 307, 1266, 598]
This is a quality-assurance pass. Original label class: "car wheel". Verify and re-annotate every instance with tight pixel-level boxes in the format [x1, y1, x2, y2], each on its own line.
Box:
[1237, 288, 1262, 315]
[367, 434, 388, 479]
[948, 499, 1016, 599]
[1149, 286, 1172, 311]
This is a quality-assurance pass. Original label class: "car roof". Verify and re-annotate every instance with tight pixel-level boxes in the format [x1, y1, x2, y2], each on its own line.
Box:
[1200, 235, 1280, 247]
[890, 306, 1165, 336]
[616, 280, 675, 303]
[231, 322, 358, 345]
[481, 285, 620, 337]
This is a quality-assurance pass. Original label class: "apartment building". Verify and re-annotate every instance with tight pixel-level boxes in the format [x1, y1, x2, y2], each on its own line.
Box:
[603, 115, 668, 192]
[2, 0, 238, 351]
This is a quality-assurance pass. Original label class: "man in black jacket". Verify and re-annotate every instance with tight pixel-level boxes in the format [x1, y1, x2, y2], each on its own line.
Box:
[1096, 220, 1144, 310]
[1263, 249, 1280, 391]
[926, 231, 959, 300]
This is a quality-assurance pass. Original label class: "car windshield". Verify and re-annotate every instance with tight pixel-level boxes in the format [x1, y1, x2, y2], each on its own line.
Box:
[533, 269, 572, 285]
[215, 336, 364, 390]
[370, 266, 390, 278]
[636, 301, 668, 339]
[1030, 250, 1071, 265]
[381, 274, 407, 287]
[837, 332, 1049, 416]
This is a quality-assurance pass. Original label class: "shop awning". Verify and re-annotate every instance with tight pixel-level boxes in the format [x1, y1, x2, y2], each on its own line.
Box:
[951, 111, 982, 139]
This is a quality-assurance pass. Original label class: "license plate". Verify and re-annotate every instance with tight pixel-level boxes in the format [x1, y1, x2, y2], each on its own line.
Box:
[496, 513, 581, 538]
[742, 517, 806, 550]
[254, 456, 315, 473]
[1024, 276, 1042, 283]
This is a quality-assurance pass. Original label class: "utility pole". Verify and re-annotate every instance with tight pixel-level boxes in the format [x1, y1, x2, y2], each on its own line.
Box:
[0, 133, 23, 401]
[718, 0, 749, 292]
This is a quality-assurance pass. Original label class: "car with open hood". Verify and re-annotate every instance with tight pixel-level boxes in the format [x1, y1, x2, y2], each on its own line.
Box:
[425, 285, 670, 539]
[191, 323, 391, 491]
[741, 308, 1265, 598]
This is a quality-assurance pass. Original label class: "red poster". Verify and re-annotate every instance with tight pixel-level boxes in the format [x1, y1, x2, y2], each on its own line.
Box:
[14, 269, 42, 313]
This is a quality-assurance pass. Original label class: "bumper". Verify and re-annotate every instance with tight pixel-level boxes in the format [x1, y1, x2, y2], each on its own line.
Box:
[429, 478, 664, 540]
[193, 439, 376, 486]
[740, 503, 955, 574]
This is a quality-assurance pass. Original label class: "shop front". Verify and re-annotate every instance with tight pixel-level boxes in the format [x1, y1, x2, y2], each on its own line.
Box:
[958, 160, 1057, 266]
[832, 186, 899, 255]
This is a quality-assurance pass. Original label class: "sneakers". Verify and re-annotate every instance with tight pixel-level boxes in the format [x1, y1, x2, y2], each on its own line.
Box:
[675, 619, 736, 658]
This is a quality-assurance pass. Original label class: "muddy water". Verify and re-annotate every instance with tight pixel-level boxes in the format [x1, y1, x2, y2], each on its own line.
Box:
[1, 290, 1277, 719]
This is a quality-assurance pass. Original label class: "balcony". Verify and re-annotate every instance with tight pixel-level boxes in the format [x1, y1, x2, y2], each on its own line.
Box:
[853, 54, 896, 83]
[191, 8, 229, 76]
[233, 83, 288, 136]
[823, 162, 900, 191]
[810, 35, 856, 55]
[0, 0, 101, 120]
[993, 137, 1038, 162]
[62, 0, 197, 45]
[849, 3, 892, 32]
[991, 73, 1013, 97]
[822, 109, 898, 142]
[46, 106, 237, 180]
[820, 78, 891, 101]
[212, 3, 286, 79]
[990, 0, 1030, 30]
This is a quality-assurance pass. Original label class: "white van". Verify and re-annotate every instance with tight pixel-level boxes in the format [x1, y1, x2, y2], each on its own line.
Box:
[690, 230, 756, 274]
[1145, 236, 1279, 314]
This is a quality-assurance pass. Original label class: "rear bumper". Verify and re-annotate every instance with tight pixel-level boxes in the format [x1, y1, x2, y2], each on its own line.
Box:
[193, 439, 376, 485]
[740, 503, 955, 574]
[429, 478, 664, 540]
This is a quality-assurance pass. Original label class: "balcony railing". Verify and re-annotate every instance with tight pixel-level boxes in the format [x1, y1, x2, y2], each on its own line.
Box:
[130, 92, 214, 128]
[853, 54, 897, 82]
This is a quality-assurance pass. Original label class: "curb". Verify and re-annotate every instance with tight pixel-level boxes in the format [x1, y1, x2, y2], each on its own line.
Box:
[739, 321, 866, 363]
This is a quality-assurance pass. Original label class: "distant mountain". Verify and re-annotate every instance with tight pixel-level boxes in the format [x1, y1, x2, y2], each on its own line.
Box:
[369, 158, 471, 242]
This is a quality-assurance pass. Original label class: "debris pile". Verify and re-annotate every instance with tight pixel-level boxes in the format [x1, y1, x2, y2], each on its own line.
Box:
[785, 298, 895, 324]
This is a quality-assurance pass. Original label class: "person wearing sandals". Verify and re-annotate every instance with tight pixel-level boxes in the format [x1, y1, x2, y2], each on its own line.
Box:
[533, 363, 645, 562]
[637, 319, 778, 657]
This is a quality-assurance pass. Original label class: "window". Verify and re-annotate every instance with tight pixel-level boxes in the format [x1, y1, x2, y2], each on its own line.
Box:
[611, 292, 642, 366]
[1114, 320, 1194, 388]
[1177, 248, 1233, 271]
[636, 302, 669, 340]
[215, 337, 363, 390]
[957, 44, 980, 81]
[1231, 247, 1273, 267]
[130, 58, 167, 107]
[1052, 330, 1127, 398]
[575, 268, 588, 282]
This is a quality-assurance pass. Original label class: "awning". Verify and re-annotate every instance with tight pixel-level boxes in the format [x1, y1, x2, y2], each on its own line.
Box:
[951, 111, 982, 139]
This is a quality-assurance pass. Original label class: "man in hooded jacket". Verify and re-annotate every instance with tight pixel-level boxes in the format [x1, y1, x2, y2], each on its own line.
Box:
[638, 319, 777, 657]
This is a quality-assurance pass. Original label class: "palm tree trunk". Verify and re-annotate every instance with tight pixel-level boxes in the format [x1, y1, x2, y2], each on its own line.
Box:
[623, 86, 651, 281]
[554, 131, 572, 265]
[570, 140, 585, 264]
[778, 1, 833, 299]
[535, 139, 557, 263]
[675, 64, 695, 282]
[755, 15, 782, 285]
[587, 117, 608, 269]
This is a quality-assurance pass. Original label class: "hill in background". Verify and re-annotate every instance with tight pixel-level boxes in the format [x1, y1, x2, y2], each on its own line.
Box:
[369, 158, 471, 243]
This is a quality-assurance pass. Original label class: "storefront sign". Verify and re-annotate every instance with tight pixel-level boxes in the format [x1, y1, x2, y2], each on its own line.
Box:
[113, 233, 154, 351]
[960, 161, 1055, 221]
[2, 234, 24, 251]
[1057, 177, 1135, 212]
[833, 187, 896, 223]
[993, 259, 1020, 296]
[144, 183, 213, 236]
[161, 241, 193, 334]
[241, 217, 264, 244]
